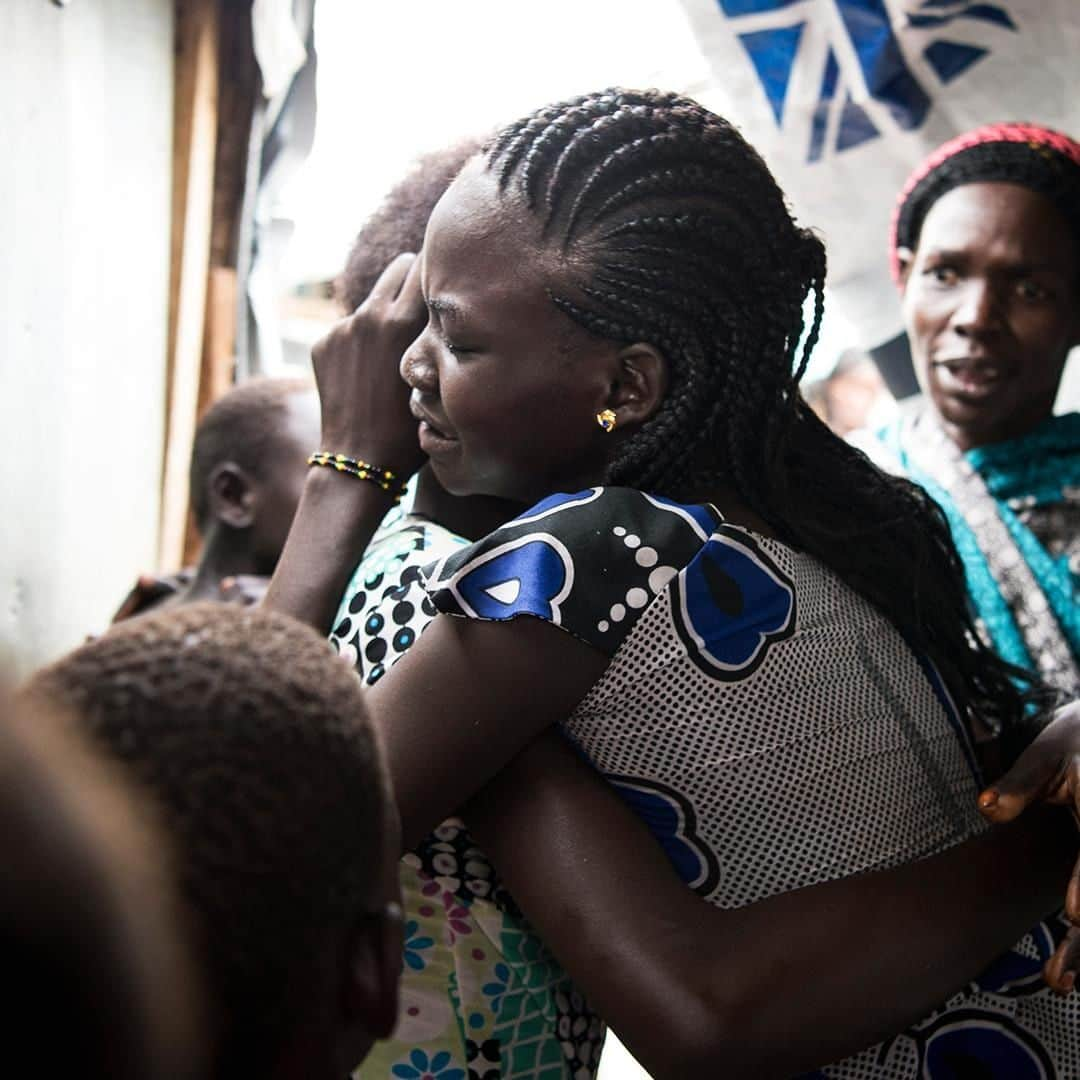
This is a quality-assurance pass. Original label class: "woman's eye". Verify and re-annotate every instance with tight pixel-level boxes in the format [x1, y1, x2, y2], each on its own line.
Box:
[1016, 279, 1048, 302]
[928, 265, 958, 285]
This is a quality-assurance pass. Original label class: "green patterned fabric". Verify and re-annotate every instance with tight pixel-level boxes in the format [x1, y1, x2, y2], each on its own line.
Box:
[334, 510, 604, 1080]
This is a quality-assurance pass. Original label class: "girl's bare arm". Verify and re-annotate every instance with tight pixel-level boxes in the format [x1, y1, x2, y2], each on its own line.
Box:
[465, 728, 1073, 1079]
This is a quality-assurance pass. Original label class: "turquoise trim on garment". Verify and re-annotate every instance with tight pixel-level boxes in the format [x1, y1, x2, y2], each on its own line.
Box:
[875, 415, 1080, 674]
[968, 415, 1080, 664]
[971, 413, 1080, 505]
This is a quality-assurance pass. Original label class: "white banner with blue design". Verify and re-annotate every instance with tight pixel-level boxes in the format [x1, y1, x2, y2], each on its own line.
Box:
[677, 0, 1080, 348]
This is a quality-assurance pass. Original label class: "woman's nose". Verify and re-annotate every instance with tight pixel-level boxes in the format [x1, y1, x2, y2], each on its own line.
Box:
[401, 331, 437, 393]
[952, 279, 1004, 337]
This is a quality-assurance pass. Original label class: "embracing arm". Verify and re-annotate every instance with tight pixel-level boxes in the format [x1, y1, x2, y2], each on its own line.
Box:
[980, 700, 1080, 991]
[465, 728, 1074, 1079]
[262, 468, 398, 632]
[358, 557, 1075, 1074]
[367, 613, 608, 849]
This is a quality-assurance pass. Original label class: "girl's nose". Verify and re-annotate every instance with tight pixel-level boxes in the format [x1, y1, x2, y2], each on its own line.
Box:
[401, 331, 438, 393]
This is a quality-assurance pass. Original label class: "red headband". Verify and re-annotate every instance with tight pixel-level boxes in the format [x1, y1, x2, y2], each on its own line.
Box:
[888, 122, 1080, 286]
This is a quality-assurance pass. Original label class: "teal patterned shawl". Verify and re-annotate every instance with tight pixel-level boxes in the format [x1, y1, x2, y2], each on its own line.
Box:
[864, 410, 1080, 696]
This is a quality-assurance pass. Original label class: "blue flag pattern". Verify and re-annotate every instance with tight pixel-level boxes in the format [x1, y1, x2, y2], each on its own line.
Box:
[720, 0, 1017, 160]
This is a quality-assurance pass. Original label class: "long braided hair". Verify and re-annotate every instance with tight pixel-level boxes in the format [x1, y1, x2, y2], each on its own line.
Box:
[484, 87, 1033, 734]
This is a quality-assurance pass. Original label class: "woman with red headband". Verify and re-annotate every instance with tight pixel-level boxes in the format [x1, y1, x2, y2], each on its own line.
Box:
[864, 123, 1080, 696]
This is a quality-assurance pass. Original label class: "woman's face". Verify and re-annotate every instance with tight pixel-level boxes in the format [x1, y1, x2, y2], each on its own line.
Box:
[400, 159, 619, 503]
[900, 181, 1080, 451]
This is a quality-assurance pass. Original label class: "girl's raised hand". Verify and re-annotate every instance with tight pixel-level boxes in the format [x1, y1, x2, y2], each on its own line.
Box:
[978, 700, 1080, 992]
[310, 252, 427, 478]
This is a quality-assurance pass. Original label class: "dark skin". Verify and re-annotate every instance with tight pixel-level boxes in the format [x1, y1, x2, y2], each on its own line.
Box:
[898, 182, 1080, 452]
[115, 391, 322, 620]
[467, 729, 1073, 1077]
[980, 701, 1080, 994]
[266, 163, 1080, 1076]
[184, 389, 321, 603]
[272, 792, 404, 1080]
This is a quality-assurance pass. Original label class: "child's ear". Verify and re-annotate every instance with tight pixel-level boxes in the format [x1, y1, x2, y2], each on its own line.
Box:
[207, 463, 256, 530]
[342, 904, 402, 1039]
[605, 343, 668, 430]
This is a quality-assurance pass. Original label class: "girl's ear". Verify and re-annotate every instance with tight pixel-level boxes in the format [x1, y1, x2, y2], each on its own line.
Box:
[605, 343, 669, 429]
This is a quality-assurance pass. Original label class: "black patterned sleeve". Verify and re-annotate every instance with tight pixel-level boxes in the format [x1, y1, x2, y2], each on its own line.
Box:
[421, 487, 719, 658]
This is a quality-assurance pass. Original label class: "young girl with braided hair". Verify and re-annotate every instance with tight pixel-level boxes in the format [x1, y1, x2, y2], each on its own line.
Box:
[330, 140, 594, 1079]
[267, 89, 1080, 1077]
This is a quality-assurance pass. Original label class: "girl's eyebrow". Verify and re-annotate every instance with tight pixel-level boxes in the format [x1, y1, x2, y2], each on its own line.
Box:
[427, 296, 466, 320]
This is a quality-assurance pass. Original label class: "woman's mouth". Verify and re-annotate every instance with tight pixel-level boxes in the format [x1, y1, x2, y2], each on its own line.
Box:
[931, 359, 1005, 398]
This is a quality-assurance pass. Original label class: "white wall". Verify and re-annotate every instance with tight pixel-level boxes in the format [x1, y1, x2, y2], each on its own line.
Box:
[0, 0, 174, 679]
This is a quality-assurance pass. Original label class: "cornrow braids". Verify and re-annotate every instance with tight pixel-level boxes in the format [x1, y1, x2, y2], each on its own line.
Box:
[484, 87, 1032, 735]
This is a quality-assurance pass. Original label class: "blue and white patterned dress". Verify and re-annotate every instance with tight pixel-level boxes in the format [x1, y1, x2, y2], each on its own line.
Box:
[424, 486, 1077, 1079]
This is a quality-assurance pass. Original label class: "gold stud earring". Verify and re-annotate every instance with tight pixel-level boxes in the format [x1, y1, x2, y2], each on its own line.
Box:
[596, 409, 617, 433]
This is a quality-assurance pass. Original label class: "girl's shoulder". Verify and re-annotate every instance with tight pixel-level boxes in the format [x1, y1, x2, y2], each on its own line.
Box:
[425, 487, 721, 599]
[510, 485, 723, 546]
[421, 486, 796, 659]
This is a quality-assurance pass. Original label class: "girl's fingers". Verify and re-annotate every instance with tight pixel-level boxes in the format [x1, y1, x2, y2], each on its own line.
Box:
[978, 736, 1069, 823]
[362, 252, 418, 307]
[1045, 927, 1080, 994]
[1066, 852, 1080, 926]
[393, 249, 425, 311]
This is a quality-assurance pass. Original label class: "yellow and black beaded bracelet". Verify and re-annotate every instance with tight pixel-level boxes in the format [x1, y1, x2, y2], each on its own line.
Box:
[307, 452, 409, 503]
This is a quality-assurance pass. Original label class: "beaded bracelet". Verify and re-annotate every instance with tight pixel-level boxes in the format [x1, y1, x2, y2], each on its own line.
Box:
[307, 452, 409, 504]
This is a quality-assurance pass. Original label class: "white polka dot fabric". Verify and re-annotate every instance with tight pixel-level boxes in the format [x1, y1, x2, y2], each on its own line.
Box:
[568, 548, 986, 910]
[427, 487, 1080, 1077]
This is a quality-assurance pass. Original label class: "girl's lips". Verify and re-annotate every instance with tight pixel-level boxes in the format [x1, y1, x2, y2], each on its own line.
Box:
[417, 418, 458, 454]
[410, 398, 458, 446]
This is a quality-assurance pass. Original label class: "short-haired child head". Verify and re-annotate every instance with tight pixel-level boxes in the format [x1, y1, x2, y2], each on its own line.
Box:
[26, 604, 402, 1079]
[189, 378, 320, 570]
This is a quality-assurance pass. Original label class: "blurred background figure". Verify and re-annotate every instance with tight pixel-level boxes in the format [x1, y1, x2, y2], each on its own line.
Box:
[25, 603, 403, 1080]
[804, 347, 896, 437]
[113, 377, 319, 620]
[1, 689, 204, 1080]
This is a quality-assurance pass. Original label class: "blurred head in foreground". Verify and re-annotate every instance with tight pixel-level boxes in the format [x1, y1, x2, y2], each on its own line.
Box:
[24, 604, 402, 1080]
[0, 690, 204, 1079]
